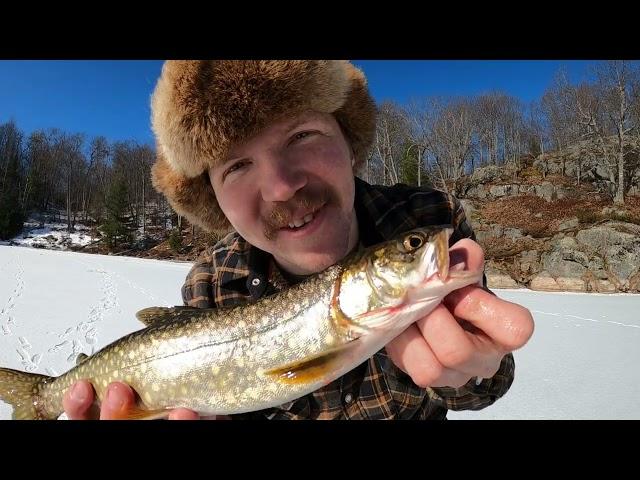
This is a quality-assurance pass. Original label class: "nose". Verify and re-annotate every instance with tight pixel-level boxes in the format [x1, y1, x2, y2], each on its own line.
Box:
[259, 157, 307, 203]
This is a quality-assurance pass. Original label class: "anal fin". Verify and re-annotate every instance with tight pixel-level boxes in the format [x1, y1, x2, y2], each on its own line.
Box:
[110, 405, 172, 420]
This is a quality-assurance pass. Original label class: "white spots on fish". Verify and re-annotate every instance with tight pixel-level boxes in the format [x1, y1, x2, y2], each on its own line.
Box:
[152, 383, 160, 392]
[211, 365, 220, 375]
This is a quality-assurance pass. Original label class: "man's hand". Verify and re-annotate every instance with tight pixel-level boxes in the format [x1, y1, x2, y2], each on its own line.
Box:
[385, 238, 534, 388]
[63, 381, 213, 420]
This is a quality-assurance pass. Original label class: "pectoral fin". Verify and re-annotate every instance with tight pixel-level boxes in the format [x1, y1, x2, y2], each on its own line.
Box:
[264, 341, 359, 385]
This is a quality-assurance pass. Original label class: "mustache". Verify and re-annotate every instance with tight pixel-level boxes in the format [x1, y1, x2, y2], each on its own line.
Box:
[263, 186, 334, 240]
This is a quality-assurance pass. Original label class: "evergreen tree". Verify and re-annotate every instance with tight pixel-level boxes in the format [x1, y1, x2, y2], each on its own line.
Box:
[0, 183, 25, 240]
[400, 142, 429, 187]
[0, 136, 25, 240]
[101, 176, 131, 248]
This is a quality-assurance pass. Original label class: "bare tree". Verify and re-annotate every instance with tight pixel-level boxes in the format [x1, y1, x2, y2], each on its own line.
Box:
[596, 61, 639, 204]
[541, 69, 581, 176]
[372, 101, 410, 185]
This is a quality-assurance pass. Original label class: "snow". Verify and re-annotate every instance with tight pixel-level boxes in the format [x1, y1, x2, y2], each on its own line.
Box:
[0, 219, 95, 250]
[1, 245, 639, 420]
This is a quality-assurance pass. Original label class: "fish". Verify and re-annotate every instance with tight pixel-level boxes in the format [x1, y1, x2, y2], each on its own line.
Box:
[0, 225, 483, 420]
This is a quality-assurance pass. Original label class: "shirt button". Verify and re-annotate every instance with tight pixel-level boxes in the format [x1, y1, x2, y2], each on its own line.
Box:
[344, 393, 354, 404]
[251, 278, 261, 286]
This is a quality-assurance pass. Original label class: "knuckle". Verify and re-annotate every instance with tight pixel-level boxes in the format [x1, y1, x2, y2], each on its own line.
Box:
[438, 344, 471, 369]
[410, 362, 443, 388]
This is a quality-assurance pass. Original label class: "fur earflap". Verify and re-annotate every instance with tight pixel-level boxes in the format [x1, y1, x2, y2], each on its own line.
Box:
[150, 60, 377, 233]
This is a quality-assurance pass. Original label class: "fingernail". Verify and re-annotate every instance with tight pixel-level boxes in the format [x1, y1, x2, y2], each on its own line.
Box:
[70, 382, 88, 403]
[105, 384, 126, 410]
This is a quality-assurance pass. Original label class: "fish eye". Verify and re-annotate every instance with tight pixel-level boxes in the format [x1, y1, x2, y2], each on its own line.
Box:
[403, 233, 424, 251]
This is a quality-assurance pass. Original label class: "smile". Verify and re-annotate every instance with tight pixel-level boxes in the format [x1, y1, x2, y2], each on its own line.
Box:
[287, 212, 315, 230]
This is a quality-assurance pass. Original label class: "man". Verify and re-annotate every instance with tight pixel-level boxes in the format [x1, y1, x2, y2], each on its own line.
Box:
[64, 60, 534, 420]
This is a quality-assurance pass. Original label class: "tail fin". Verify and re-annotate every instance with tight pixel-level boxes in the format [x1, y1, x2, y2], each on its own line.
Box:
[0, 368, 55, 420]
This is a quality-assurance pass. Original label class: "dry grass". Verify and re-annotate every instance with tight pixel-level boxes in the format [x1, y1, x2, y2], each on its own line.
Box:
[479, 192, 640, 238]
[481, 236, 545, 259]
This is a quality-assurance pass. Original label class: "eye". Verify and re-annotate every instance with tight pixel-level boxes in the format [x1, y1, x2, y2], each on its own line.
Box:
[403, 233, 424, 252]
[222, 160, 249, 181]
[290, 131, 314, 143]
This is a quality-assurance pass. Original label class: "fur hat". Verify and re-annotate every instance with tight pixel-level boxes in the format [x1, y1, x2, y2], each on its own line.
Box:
[150, 60, 377, 233]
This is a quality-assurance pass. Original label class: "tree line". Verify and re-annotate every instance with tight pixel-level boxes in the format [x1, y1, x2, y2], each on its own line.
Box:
[0, 124, 176, 243]
[363, 60, 640, 204]
[1, 60, 639, 245]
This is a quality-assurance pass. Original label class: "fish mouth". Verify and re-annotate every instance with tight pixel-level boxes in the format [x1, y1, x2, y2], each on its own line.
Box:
[418, 228, 452, 283]
[417, 228, 482, 288]
[434, 228, 450, 281]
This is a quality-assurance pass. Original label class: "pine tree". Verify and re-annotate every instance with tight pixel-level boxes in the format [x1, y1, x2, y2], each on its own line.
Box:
[101, 176, 131, 248]
[0, 149, 25, 240]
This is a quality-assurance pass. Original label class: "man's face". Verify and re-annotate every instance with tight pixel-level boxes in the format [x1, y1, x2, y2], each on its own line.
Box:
[209, 111, 359, 275]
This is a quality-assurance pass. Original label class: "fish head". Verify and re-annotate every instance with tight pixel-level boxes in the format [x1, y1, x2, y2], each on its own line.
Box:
[365, 226, 453, 297]
[340, 225, 483, 332]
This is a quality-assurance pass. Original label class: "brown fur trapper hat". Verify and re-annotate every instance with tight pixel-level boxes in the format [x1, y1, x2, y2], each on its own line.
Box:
[150, 60, 377, 233]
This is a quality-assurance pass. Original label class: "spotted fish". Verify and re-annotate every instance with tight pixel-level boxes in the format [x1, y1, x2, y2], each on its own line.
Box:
[0, 226, 482, 419]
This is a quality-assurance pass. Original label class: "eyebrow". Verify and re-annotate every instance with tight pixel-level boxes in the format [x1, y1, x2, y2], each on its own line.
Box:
[222, 114, 321, 167]
[283, 114, 319, 134]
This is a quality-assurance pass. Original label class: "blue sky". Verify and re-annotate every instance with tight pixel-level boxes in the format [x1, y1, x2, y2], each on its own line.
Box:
[0, 60, 597, 146]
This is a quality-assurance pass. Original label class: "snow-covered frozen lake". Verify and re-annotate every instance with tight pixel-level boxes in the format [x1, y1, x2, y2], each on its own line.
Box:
[1, 245, 639, 420]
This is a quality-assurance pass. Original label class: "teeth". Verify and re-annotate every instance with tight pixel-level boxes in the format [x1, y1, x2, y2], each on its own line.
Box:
[287, 213, 315, 229]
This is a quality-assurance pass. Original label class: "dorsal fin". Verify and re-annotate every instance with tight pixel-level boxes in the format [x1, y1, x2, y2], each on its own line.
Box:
[135, 306, 204, 327]
[75, 353, 89, 365]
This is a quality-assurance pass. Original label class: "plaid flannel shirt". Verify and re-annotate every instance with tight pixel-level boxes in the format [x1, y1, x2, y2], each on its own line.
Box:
[181, 177, 515, 419]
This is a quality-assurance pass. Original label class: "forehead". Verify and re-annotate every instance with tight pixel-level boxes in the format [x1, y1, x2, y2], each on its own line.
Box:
[223, 111, 339, 160]
[268, 110, 337, 134]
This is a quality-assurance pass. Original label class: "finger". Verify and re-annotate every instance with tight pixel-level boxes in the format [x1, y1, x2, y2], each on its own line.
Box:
[63, 380, 97, 420]
[100, 382, 136, 420]
[385, 324, 462, 388]
[417, 303, 502, 378]
[168, 408, 200, 420]
[449, 238, 485, 273]
[444, 286, 535, 351]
